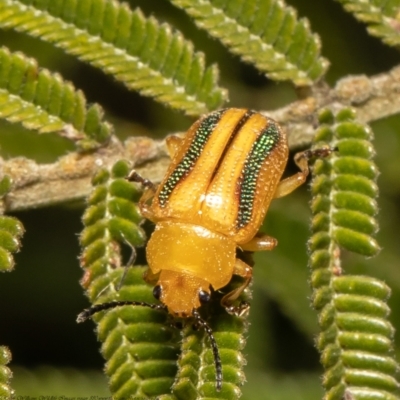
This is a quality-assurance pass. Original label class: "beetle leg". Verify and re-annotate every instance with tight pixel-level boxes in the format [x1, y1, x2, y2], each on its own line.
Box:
[274, 147, 334, 198]
[127, 170, 158, 221]
[136, 190, 158, 221]
[166, 135, 184, 158]
[240, 234, 277, 252]
[221, 258, 252, 316]
[143, 267, 159, 285]
[127, 170, 157, 193]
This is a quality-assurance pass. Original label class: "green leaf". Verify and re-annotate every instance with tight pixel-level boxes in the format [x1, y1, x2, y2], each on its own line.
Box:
[0, 346, 13, 397]
[0, 176, 12, 197]
[80, 160, 146, 288]
[313, 275, 400, 399]
[333, 226, 380, 257]
[309, 108, 400, 400]
[0, 215, 24, 272]
[0, 46, 112, 150]
[312, 108, 380, 257]
[96, 280, 179, 398]
[335, 0, 400, 46]
[79, 161, 181, 398]
[0, 0, 227, 115]
[170, 0, 329, 86]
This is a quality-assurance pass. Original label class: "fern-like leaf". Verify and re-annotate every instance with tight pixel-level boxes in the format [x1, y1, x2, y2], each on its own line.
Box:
[0, 0, 227, 116]
[0, 178, 20, 396]
[335, 0, 400, 46]
[80, 160, 180, 398]
[309, 108, 400, 399]
[310, 108, 379, 257]
[313, 274, 400, 399]
[0, 176, 24, 272]
[0, 346, 13, 397]
[0, 46, 112, 150]
[170, 0, 329, 86]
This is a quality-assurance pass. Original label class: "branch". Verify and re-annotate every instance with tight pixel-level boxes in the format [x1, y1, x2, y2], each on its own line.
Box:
[269, 64, 400, 147]
[1, 65, 400, 212]
[0, 137, 171, 212]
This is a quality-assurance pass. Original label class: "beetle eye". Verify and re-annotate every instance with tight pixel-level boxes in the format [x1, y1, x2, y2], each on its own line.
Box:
[153, 285, 162, 300]
[199, 290, 211, 304]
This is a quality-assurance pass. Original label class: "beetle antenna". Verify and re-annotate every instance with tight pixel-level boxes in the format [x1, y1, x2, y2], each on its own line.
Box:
[76, 301, 167, 323]
[192, 309, 222, 391]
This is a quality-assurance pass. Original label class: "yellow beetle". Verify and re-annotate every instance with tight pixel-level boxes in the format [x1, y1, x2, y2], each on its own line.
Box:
[78, 108, 332, 390]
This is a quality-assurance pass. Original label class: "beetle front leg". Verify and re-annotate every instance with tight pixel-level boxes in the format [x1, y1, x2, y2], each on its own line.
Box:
[221, 258, 252, 317]
[127, 170, 158, 221]
[274, 147, 334, 199]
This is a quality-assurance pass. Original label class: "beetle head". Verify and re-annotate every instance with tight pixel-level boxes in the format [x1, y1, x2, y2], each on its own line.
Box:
[153, 269, 211, 317]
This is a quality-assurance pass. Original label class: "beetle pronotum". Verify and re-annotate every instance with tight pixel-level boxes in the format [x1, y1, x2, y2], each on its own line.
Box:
[78, 108, 333, 391]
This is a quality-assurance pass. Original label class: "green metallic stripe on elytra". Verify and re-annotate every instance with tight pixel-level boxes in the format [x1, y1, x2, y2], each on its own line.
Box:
[211, 109, 255, 181]
[237, 121, 281, 228]
[158, 109, 226, 206]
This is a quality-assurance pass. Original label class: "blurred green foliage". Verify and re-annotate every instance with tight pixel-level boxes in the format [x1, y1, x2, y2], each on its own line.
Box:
[0, 1, 400, 399]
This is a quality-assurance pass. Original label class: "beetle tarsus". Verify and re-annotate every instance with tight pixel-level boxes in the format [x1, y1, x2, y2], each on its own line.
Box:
[224, 301, 250, 317]
[295, 145, 336, 164]
[127, 170, 157, 192]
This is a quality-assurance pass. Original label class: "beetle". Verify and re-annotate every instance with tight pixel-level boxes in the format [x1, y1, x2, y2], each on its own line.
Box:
[78, 108, 333, 391]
